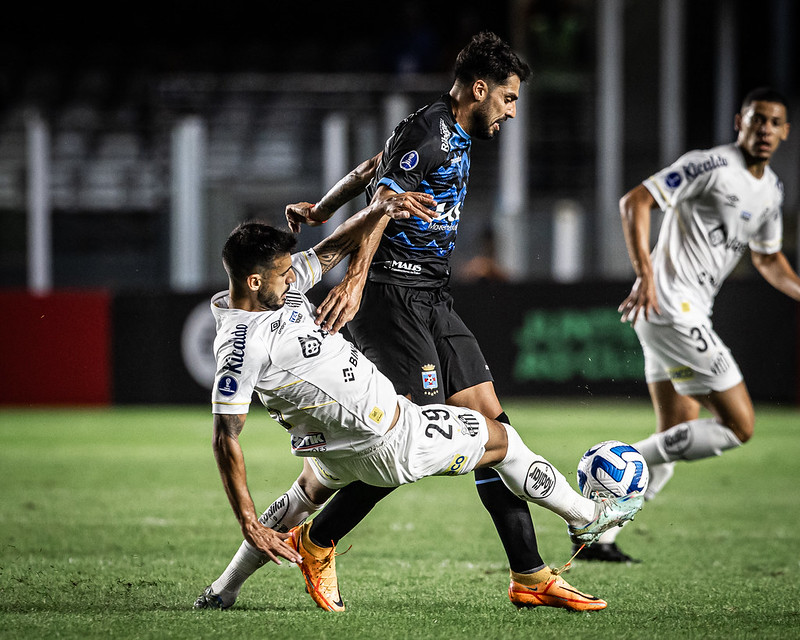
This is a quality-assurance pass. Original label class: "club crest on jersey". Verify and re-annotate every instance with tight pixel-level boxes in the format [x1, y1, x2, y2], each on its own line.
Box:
[217, 375, 238, 396]
[298, 335, 322, 358]
[421, 364, 438, 394]
[400, 150, 419, 171]
[284, 291, 303, 308]
[457, 413, 481, 437]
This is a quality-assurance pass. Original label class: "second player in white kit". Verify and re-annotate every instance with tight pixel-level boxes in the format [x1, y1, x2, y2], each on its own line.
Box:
[597, 87, 800, 564]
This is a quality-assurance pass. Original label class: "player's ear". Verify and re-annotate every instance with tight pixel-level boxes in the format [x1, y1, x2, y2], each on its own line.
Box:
[472, 79, 488, 102]
[780, 121, 790, 141]
[246, 273, 261, 291]
[733, 112, 743, 132]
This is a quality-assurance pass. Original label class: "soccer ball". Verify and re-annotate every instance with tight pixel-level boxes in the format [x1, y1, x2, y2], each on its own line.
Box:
[577, 440, 649, 498]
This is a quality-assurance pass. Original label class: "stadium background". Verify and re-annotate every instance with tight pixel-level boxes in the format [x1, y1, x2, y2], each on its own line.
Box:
[1, 0, 798, 406]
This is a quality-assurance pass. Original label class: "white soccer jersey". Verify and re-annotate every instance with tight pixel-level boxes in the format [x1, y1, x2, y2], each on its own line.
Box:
[644, 143, 783, 323]
[211, 249, 398, 458]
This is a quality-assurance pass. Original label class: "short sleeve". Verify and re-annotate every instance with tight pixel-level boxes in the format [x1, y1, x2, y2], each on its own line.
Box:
[643, 149, 718, 212]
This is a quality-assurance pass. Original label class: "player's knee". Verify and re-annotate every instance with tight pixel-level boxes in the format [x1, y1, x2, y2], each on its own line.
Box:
[733, 421, 754, 443]
[724, 415, 754, 444]
[296, 470, 335, 504]
[479, 418, 510, 466]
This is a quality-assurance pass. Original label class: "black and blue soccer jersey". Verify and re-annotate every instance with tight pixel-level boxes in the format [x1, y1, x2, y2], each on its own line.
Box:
[365, 93, 471, 288]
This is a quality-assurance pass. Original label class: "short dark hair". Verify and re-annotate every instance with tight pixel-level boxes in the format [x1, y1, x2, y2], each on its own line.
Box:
[222, 221, 297, 283]
[741, 87, 789, 116]
[453, 31, 531, 87]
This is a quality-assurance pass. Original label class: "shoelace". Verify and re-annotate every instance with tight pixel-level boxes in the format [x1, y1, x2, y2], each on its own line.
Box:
[308, 544, 351, 592]
[553, 543, 585, 577]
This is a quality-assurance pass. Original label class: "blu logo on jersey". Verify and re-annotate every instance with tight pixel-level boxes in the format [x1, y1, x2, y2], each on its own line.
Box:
[217, 375, 238, 396]
[400, 150, 419, 171]
[665, 172, 682, 189]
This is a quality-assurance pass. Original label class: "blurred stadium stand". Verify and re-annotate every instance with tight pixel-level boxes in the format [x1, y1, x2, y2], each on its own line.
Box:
[0, 0, 797, 405]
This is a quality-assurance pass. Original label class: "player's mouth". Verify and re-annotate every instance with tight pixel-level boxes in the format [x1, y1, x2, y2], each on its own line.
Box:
[755, 139, 772, 153]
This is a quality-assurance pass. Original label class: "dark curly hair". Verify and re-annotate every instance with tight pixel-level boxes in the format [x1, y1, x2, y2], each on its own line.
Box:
[741, 87, 789, 118]
[222, 221, 297, 283]
[453, 31, 531, 87]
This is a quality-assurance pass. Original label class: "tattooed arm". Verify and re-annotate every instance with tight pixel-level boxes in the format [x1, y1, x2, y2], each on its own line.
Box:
[285, 152, 383, 233]
[311, 190, 435, 275]
[212, 413, 301, 564]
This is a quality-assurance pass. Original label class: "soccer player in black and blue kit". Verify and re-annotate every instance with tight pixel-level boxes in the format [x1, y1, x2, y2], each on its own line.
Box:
[287, 31, 608, 611]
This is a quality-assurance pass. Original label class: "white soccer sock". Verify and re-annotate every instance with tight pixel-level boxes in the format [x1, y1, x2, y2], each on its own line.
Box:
[634, 418, 742, 464]
[492, 423, 596, 527]
[643, 461, 675, 501]
[210, 481, 323, 603]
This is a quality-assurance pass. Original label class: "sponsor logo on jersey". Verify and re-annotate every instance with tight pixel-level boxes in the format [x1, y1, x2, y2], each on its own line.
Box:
[284, 291, 303, 308]
[524, 461, 556, 499]
[270, 320, 281, 332]
[368, 406, 384, 423]
[298, 335, 322, 358]
[289, 310, 303, 323]
[421, 364, 439, 394]
[443, 454, 468, 475]
[665, 172, 682, 189]
[663, 423, 692, 456]
[740, 210, 752, 221]
[708, 225, 727, 247]
[343, 367, 355, 382]
[683, 155, 727, 182]
[725, 194, 739, 207]
[390, 260, 422, 274]
[223, 323, 248, 374]
[347, 345, 359, 367]
[217, 375, 238, 396]
[400, 150, 419, 171]
[439, 117, 451, 152]
[457, 413, 481, 437]
[725, 237, 749, 255]
[291, 432, 327, 451]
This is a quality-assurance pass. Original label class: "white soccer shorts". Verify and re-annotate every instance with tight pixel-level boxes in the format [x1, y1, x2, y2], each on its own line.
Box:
[308, 396, 489, 489]
[634, 317, 743, 395]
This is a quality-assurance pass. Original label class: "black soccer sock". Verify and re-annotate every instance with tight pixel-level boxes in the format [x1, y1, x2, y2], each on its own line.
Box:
[473, 412, 545, 573]
[308, 481, 396, 547]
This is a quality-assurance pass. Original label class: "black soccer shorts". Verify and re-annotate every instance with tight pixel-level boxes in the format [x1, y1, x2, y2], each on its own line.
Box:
[348, 281, 493, 404]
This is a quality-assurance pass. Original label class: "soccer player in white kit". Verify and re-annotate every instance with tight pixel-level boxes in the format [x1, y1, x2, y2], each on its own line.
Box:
[597, 87, 799, 562]
[196, 192, 643, 612]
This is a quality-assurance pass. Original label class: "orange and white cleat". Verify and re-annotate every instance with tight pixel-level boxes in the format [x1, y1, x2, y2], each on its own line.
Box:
[287, 522, 345, 612]
[508, 569, 607, 611]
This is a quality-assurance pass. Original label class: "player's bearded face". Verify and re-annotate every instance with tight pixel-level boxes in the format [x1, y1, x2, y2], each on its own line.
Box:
[471, 76, 520, 141]
[472, 101, 500, 140]
[256, 254, 295, 311]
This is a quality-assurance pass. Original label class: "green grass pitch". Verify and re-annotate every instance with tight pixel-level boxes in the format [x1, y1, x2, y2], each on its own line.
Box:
[1, 398, 798, 639]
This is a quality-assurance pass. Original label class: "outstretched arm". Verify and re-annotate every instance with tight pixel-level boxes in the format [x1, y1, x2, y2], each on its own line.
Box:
[212, 413, 302, 565]
[313, 185, 415, 334]
[285, 152, 383, 232]
[312, 189, 434, 276]
[751, 250, 800, 300]
[618, 184, 661, 325]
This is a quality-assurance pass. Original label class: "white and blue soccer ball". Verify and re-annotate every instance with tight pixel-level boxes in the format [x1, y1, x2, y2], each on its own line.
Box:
[577, 440, 649, 498]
